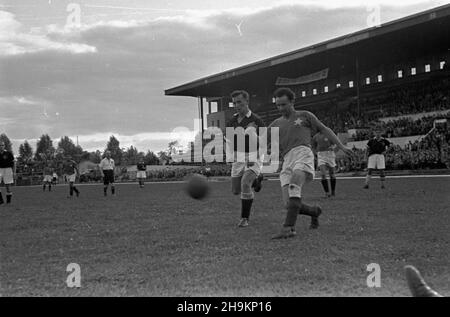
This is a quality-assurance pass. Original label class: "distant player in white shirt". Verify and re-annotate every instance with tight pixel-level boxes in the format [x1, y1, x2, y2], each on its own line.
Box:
[99, 151, 116, 196]
[64, 159, 80, 197]
[312, 131, 338, 197]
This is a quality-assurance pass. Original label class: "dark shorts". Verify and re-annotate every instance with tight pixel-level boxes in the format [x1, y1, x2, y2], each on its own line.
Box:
[103, 170, 115, 185]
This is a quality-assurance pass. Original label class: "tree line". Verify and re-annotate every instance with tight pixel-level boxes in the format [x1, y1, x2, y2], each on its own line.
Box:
[0, 133, 163, 166]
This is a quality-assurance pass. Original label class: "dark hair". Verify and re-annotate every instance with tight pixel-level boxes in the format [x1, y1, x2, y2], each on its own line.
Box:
[273, 87, 296, 101]
[230, 90, 249, 101]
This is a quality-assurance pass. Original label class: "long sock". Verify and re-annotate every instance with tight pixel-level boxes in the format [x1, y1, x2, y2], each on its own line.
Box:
[241, 199, 253, 219]
[73, 186, 79, 194]
[111, 186, 115, 195]
[104, 187, 107, 196]
[0, 192, 3, 204]
[284, 197, 301, 227]
[69, 186, 74, 196]
[43, 184, 46, 191]
[6, 193, 12, 203]
[49, 184, 52, 192]
[330, 178, 336, 194]
[365, 174, 371, 185]
[321, 179, 329, 194]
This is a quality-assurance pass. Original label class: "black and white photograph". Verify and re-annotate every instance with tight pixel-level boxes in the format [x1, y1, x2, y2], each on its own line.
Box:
[0, 0, 449, 300]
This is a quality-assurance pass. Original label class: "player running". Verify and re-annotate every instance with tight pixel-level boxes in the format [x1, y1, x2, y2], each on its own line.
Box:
[65, 159, 80, 198]
[42, 163, 54, 192]
[312, 131, 338, 197]
[364, 129, 391, 189]
[99, 151, 116, 196]
[226, 90, 265, 228]
[136, 158, 147, 188]
[267, 88, 352, 239]
[0, 141, 16, 205]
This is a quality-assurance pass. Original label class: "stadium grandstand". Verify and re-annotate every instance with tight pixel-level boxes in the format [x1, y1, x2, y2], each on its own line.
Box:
[165, 4, 450, 171]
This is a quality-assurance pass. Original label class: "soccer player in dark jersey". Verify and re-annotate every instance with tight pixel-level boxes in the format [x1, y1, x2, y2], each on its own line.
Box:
[267, 88, 352, 239]
[226, 90, 265, 228]
[42, 163, 54, 192]
[136, 158, 147, 188]
[312, 131, 338, 197]
[0, 141, 15, 205]
[64, 159, 80, 197]
[364, 129, 391, 189]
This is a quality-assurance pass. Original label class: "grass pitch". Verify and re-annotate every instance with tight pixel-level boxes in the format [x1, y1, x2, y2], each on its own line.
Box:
[0, 177, 449, 296]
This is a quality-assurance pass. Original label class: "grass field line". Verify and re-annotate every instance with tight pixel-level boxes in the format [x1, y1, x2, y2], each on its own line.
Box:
[17, 173, 450, 188]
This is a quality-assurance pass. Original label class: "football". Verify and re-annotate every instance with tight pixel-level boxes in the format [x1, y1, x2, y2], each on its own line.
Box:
[185, 173, 209, 200]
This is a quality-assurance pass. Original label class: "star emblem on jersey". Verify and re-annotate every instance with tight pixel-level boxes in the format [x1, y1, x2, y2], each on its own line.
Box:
[294, 118, 303, 126]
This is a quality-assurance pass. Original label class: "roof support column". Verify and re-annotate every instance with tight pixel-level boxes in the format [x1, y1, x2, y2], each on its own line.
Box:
[198, 96, 205, 165]
[355, 57, 361, 118]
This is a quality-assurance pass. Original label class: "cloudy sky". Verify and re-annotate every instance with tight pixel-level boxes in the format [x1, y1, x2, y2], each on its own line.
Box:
[1, 0, 448, 154]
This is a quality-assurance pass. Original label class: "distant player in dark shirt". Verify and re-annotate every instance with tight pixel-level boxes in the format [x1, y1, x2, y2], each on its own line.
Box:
[43, 163, 54, 192]
[225, 90, 265, 228]
[364, 129, 391, 189]
[0, 141, 15, 205]
[136, 159, 147, 188]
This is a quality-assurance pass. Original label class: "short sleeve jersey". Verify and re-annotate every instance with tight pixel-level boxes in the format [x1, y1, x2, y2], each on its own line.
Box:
[268, 111, 321, 158]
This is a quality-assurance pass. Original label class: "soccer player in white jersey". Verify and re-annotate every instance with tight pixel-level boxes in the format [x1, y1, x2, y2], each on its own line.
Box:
[99, 151, 116, 196]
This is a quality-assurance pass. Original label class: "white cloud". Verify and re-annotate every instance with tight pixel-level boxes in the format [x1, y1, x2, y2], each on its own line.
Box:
[0, 10, 97, 56]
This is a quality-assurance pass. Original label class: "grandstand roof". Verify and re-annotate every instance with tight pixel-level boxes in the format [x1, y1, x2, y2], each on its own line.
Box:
[165, 4, 450, 98]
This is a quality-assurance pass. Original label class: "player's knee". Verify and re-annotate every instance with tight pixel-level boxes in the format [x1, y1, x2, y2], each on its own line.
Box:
[288, 183, 302, 198]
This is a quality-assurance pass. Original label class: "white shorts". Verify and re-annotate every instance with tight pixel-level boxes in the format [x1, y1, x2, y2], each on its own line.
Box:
[136, 171, 146, 179]
[43, 175, 53, 182]
[231, 157, 262, 178]
[317, 151, 336, 168]
[280, 146, 315, 187]
[0, 168, 14, 184]
[368, 154, 385, 170]
[67, 173, 77, 182]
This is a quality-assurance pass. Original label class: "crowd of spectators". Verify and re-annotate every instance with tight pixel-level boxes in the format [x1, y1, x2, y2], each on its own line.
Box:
[353, 113, 450, 141]
[312, 78, 450, 138]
